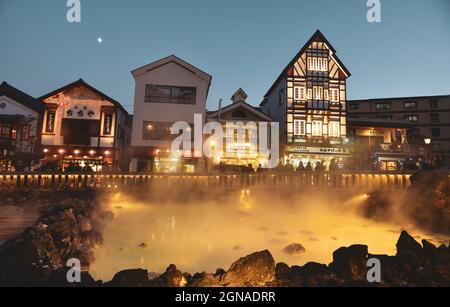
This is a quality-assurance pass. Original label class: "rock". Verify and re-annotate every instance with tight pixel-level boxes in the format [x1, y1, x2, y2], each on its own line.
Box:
[422, 240, 438, 261]
[219, 250, 275, 286]
[44, 267, 98, 287]
[275, 262, 290, 280]
[282, 243, 306, 255]
[150, 264, 186, 287]
[330, 244, 368, 280]
[301, 262, 334, 287]
[189, 272, 220, 287]
[139, 243, 148, 248]
[106, 269, 150, 287]
[214, 268, 225, 276]
[396, 231, 422, 255]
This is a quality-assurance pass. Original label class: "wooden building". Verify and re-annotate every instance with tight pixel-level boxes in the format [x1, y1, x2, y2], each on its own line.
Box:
[0, 82, 44, 172]
[260, 30, 351, 169]
[39, 79, 132, 172]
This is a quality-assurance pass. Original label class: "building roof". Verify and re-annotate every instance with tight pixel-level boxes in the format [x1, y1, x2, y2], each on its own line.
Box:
[348, 94, 450, 103]
[348, 118, 412, 129]
[131, 55, 212, 83]
[262, 30, 351, 104]
[208, 100, 274, 121]
[0, 81, 45, 113]
[0, 114, 27, 124]
[39, 79, 129, 115]
[231, 88, 248, 101]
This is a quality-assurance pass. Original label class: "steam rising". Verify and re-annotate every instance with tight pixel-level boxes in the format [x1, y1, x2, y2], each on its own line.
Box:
[90, 186, 449, 281]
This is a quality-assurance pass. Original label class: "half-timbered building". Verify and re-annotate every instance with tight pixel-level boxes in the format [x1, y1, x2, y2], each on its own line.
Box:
[260, 30, 351, 169]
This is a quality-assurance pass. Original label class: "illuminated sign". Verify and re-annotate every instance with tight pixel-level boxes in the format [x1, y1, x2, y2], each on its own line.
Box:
[285, 145, 350, 155]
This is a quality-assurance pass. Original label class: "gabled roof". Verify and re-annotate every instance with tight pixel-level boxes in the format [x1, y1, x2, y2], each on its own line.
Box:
[262, 30, 351, 102]
[208, 100, 273, 122]
[0, 81, 45, 113]
[231, 88, 248, 101]
[131, 55, 212, 84]
[39, 79, 129, 115]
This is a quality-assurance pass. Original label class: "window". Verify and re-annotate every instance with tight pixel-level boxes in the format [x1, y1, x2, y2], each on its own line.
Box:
[312, 121, 322, 136]
[294, 120, 306, 136]
[45, 110, 56, 133]
[20, 125, 30, 141]
[431, 128, 440, 137]
[278, 89, 285, 106]
[231, 110, 247, 119]
[324, 89, 329, 101]
[145, 85, 196, 104]
[404, 101, 417, 109]
[349, 102, 359, 110]
[430, 114, 440, 122]
[142, 121, 173, 140]
[103, 113, 114, 135]
[307, 57, 328, 71]
[330, 89, 339, 102]
[328, 121, 340, 137]
[293, 86, 306, 100]
[313, 86, 324, 100]
[375, 103, 391, 110]
[0, 124, 10, 138]
[404, 115, 418, 122]
[307, 88, 312, 100]
[430, 99, 439, 109]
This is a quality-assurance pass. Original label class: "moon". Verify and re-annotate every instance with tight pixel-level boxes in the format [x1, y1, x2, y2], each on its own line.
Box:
[97, 37, 103, 43]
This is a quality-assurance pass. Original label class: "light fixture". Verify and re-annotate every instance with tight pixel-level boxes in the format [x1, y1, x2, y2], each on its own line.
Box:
[89, 150, 95, 155]
[43, 148, 49, 153]
[74, 150, 80, 155]
[147, 124, 154, 131]
[58, 149, 65, 154]
[424, 138, 432, 145]
[105, 151, 110, 156]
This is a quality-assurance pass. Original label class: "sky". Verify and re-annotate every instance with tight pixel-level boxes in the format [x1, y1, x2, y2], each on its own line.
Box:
[0, 0, 449, 114]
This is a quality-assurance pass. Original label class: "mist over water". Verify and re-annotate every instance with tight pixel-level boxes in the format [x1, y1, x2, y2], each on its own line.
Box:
[90, 187, 449, 281]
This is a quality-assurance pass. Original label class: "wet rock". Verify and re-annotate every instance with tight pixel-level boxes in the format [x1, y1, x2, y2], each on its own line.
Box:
[282, 243, 306, 255]
[330, 244, 368, 280]
[44, 267, 98, 287]
[189, 272, 220, 287]
[106, 269, 150, 287]
[396, 231, 423, 255]
[150, 264, 186, 287]
[219, 250, 275, 286]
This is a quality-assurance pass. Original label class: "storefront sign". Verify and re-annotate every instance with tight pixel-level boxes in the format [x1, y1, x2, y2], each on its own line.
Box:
[285, 145, 350, 155]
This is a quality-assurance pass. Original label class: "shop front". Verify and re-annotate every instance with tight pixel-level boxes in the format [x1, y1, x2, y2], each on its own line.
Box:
[284, 145, 351, 170]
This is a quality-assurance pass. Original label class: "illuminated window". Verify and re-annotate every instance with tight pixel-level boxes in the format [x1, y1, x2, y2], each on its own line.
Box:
[307, 88, 312, 100]
[294, 86, 306, 101]
[330, 89, 339, 102]
[404, 101, 417, 109]
[318, 58, 322, 71]
[328, 121, 340, 137]
[294, 120, 305, 136]
[404, 115, 418, 122]
[308, 57, 328, 71]
[375, 103, 391, 110]
[323, 58, 328, 71]
[324, 89, 329, 101]
[312, 121, 322, 136]
[45, 110, 56, 133]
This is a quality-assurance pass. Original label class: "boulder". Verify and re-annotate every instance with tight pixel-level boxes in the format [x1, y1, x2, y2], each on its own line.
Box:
[275, 262, 291, 280]
[106, 269, 150, 287]
[150, 264, 186, 287]
[396, 231, 423, 255]
[330, 244, 368, 280]
[219, 250, 275, 286]
[282, 243, 306, 255]
[44, 267, 98, 287]
[189, 272, 220, 287]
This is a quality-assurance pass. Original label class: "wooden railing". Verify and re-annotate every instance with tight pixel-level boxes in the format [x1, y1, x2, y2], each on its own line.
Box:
[0, 172, 413, 191]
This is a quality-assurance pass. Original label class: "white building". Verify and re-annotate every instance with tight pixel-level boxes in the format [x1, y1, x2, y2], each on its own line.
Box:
[130, 55, 212, 173]
[0, 82, 44, 171]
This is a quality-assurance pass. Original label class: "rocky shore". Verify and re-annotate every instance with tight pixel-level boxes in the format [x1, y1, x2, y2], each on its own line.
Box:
[0, 190, 448, 287]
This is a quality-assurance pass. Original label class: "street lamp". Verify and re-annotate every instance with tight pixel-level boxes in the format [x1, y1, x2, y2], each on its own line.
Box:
[424, 138, 431, 145]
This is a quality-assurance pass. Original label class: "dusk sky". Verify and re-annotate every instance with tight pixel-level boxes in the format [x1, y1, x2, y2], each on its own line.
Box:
[0, 0, 449, 114]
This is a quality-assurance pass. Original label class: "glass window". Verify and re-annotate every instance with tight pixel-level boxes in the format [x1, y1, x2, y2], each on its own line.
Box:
[375, 103, 391, 110]
[404, 101, 417, 109]
[349, 102, 359, 110]
[294, 120, 305, 136]
[145, 85, 196, 104]
[430, 114, 440, 122]
[404, 115, 418, 122]
[431, 128, 440, 137]
[430, 99, 439, 109]
[312, 121, 322, 136]
[142, 121, 174, 140]
[328, 121, 340, 137]
[330, 89, 339, 102]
